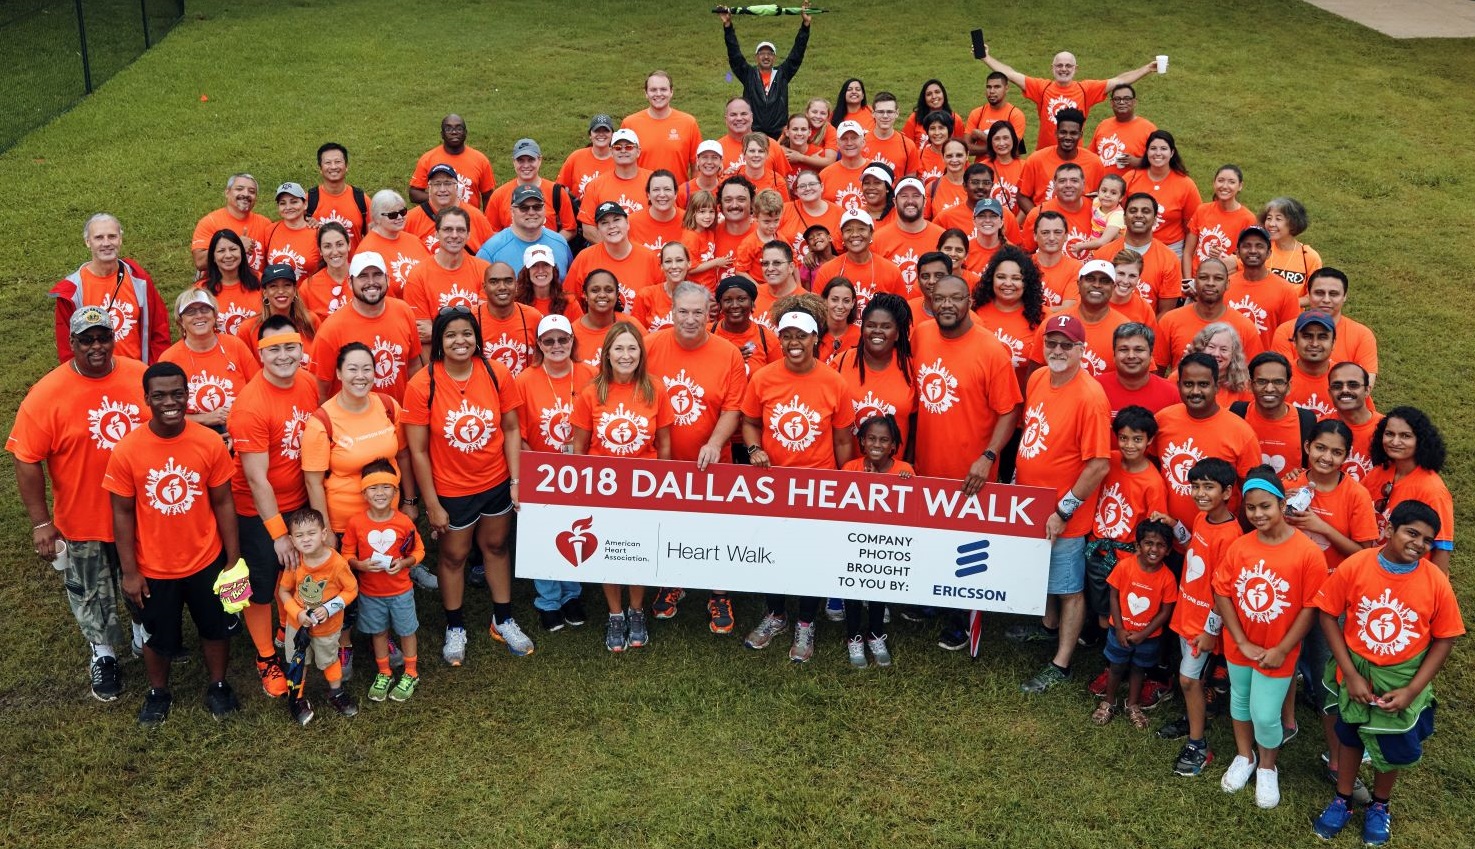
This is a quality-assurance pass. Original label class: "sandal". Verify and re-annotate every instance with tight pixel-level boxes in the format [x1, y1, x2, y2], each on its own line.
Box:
[1091, 700, 1117, 725]
[1125, 704, 1150, 729]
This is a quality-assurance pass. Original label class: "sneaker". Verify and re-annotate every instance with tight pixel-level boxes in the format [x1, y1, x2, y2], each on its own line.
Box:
[626, 608, 649, 648]
[1139, 679, 1173, 710]
[1312, 796, 1353, 840]
[1173, 743, 1214, 776]
[899, 606, 936, 623]
[137, 688, 171, 728]
[707, 596, 735, 634]
[1021, 663, 1070, 694]
[204, 681, 241, 721]
[1091, 699, 1117, 725]
[387, 638, 404, 668]
[846, 637, 868, 669]
[561, 597, 587, 628]
[824, 598, 845, 622]
[937, 627, 969, 651]
[743, 613, 788, 650]
[442, 626, 468, 667]
[789, 621, 815, 663]
[1156, 715, 1192, 740]
[328, 688, 358, 718]
[1124, 704, 1150, 730]
[389, 674, 418, 702]
[652, 588, 685, 620]
[90, 656, 123, 702]
[1282, 722, 1299, 746]
[338, 647, 354, 682]
[368, 672, 393, 702]
[605, 613, 628, 653]
[1363, 800, 1391, 846]
[1321, 754, 1373, 805]
[410, 564, 439, 590]
[289, 695, 314, 726]
[1220, 753, 1257, 793]
[490, 618, 536, 657]
[866, 634, 893, 668]
[1004, 622, 1056, 642]
[467, 563, 487, 588]
[539, 608, 566, 632]
[1087, 668, 1109, 698]
[255, 656, 288, 698]
[1255, 767, 1280, 808]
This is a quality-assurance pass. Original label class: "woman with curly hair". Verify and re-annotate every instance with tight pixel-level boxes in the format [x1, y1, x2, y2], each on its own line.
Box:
[1362, 407, 1454, 572]
[973, 245, 1045, 373]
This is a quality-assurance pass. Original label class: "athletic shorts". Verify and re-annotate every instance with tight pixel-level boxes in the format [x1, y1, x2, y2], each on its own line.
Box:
[138, 550, 233, 655]
[357, 590, 419, 637]
[1104, 628, 1161, 669]
[441, 480, 513, 531]
[1335, 705, 1436, 770]
[237, 513, 283, 605]
[1178, 634, 1212, 680]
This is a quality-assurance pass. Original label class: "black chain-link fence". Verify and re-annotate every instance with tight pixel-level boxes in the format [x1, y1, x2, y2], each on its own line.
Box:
[2, 1, 185, 151]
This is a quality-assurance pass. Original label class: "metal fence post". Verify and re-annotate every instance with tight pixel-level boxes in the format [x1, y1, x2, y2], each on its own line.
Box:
[142, 0, 152, 48]
[73, 0, 93, 94]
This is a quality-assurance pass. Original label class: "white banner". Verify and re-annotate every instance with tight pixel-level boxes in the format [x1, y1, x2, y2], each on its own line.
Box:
[514, 453, 1055, 615]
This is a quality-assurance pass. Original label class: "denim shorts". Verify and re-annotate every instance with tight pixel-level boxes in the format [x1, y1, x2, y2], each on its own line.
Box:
[1104, 627, 1162, 668]
[357, 589, 419, 637]
[1046, 534, 1087, 595]
[1178, 634, 1212, 679]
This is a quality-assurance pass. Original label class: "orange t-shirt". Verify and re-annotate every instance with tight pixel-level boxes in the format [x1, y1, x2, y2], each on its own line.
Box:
[5, 359, 150, 542]
[1125, 169, 1203, 246]
[1334, 412, 1378, 483]
[1092, 458, 1169, 543]
[1361, 465, 1455, 546]
[577, 170, 654, 226]
[917, 147, 946, 187]
[1108, 554, 1179, 636]
[646, 332, 749, 461]
[628, 208, 689, 254]
[573, 379, 673, 459]
[1172, 513, 1243, 640]
[193, 208, 272, 275]
[401, 359, 521, 497]
[622, 108, 702, 178]
[530, 295, 583, 323]
[564, 242, 660, 312]
[277, 550, 358, 636]
[681, 228, 721, 291]
[263, 222, 321, 281]
[1242, 404, 1305, 474]
[873, 221, 946, 296]
[557, 147, 611, 199]
[571, 318, 644, 368]
[740, 361, 856, 470]
[308, 184, 368, 249]
[863, 132, 921, 178]
[1017, 147, 1104, 204]
[833, 348, 917, 452]
[780, 201, 845, 257]
[813, 254, 907, 320]
[1014, 368, 1112, 537]
[924, 178, 970, 224]
[300, 268, 351, 323]
[734, 227, 800, 281]
[973, 301, 1038, 370]
[1092, 236, 1181, 306]
[712, 321, 773, 376]
[1109, 292, 1159, 328]
[354, 230, 431, 298]
[199, 281, 261, 337]
[1090, 116, 1158, 176]
[911, 322, 1022, 480]
[474, 303, 543, 377]
[159, 335, 262, 415]
[1152, 306, 1263, 372]
[484, 178, 577, 234]
[404, 203, 495, 255]
[312, 300, 422, 402]
[300, 394, 404, 533]
[1280, 468, 1378, 574]
[1313, 548, 1465, 666]
[964, 102, 1027, 149]
[1033, 254, 1083, 309]
[1187, 202, 1257, 274]
[1286, 362, 1337, 419]
[402, 255, 488, 322]
[711, 222, 755, 281]
[1268, 242, 1323, 289]
[841, 457, 918, 477]
[990, 157, 1028, 212]
[632, 285, 675, 333]
[342, 509, 424, 598]
[1021, 77, 1109, 149]
[1226, 273, 1302, 348]
[226, 371, 318, 516]
[818, 160, 867, 213]
[1019, 199, 1094, 255]
[1270, 315, 1379, 381]
[102, 422, 235, 580]
[1153, 404, 1262, 525]
[1214, 530, 1327, 677]
[1027, 306, 1128, 376]
[515, 362, 597, 453]
[410, 145, 496, 207]
[818, 323, 861, 364]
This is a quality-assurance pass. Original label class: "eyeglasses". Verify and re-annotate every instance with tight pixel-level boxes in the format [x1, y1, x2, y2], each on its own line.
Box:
[1111, 96, 1136, 103]
[1329, 381, 1365, 391]
[516, 203, 546, 212]
[931, 294, 969, 306]
[1042, 339, 1079, 350]
[382, 209, 408, 220]
[759, 259, 788, 267]
[1251, 378, 1289, 389]
[540, 335, 572, 346]
[72, 333, 113, 348]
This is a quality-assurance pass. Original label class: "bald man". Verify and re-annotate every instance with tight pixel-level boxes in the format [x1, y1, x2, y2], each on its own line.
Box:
[982, 45, 1158, 149]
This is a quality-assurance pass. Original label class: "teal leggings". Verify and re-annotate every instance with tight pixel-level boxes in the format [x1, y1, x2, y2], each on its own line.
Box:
[1226, 661, 1294, 749]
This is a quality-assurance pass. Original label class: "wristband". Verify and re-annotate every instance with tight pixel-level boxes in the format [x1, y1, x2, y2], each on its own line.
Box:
[1204, 611, 1223, 636]
[263, 514, 288, 539]
[400, 495, 419, 506]
[510, 478, 519, 485]
[322, 596, 346, 617]
[32, 520, 53, 531]
[1057, 492, 1083, 519]
[1173, 520, 1191, 546]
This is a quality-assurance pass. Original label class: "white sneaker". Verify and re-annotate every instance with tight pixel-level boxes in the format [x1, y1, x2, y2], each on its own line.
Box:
[846, 637, 868, 669]
[410, 564, 440, 590]
[1254, 767, 1280, 808]
[1220, 754, 1257, 793]
[493, 618, 536, 657]
[866, 634, 893, 667]
[443, 626, 467, 666]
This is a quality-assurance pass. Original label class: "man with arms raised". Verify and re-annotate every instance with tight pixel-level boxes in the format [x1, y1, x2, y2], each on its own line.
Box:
[982, 44, 1159, 149]
[53, 213, 169, 364]
[719, 3, 813, 138]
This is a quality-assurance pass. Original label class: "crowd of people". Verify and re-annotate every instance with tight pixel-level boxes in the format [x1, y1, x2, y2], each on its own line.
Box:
[8, 8, 1461, 843]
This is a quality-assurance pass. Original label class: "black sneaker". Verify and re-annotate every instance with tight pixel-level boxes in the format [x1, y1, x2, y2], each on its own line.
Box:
[538, 607, 566, 632]
[937, 627, 969, 651]
[204, 681, 241, 721]
[137, 688, 172, 728]
[90, 655, 123, 702]
[561, 597, 588, 628]
[328, 689, 358, 718]
[289, 696, 315, 727]
[1156, 714, 1191, 740]
[1172, 743, 1213, 776]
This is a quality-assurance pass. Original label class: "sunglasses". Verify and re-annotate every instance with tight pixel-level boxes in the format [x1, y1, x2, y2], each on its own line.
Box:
[382, 209, 408, 220]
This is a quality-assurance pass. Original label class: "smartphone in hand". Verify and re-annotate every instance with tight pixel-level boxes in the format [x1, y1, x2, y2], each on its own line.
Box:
[971, 28, 986, 59]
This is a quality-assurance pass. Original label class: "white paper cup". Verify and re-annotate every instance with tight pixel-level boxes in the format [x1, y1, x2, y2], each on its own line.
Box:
[52, 539, 68, 572]
[1156, 55, 1168, 74]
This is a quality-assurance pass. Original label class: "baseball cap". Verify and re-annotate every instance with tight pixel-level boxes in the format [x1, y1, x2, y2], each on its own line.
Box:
[537, 314, 574, 338]
[261, 262, 298, 285]
[1078, 259, 1116, 280]
[427, 163, 458, 180]
[349, 251, 387, 277]
[776, 311, 819, 335]
[594, 201, 628, 222]
[512, 138, 541, 159]
[69, 305, 114, 335]
[1294, 310, 1337, 334]
[511, 184, 545, 205]
[175, 289, 218, 316]
[839, 209, 874, 229]
[524, 244, 556, 268]
[1238, 224, 1272, 245]
[1042, 314, 1086, 344]
[894, 177, 926, 196]
[755, 40, 777, 54]
[973, 198, 1004, 217]
[611, 128, 640, 146]
[588, 114, 614, 132]
[275, 182, 306, 200]
[861, 165, 894, 186]
[836, 120, 866, 138]
[697, 139, 724, 157]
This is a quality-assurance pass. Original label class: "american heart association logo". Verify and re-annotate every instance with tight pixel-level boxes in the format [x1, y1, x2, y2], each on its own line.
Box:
[556, 517, 599, 567]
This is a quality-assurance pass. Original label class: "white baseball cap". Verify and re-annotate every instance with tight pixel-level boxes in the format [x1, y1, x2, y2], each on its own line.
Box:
[696, 139, 724, 157]
[839, 209, 874, 229]
[776, 311, 819, 335]
[349, 251, 387, 277]
[537, 314, 574, 337]
[524, 244, 556, 268]
[894, 177, 926, 196]
[1078, 259, 1117, 279]
[836, 120, 866, 138]
[755, 40, 777, 54]
[611, 128, 640, 146]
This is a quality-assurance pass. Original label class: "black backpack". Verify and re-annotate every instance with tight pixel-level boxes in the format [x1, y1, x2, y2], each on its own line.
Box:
[1229, 401, 1318, 468]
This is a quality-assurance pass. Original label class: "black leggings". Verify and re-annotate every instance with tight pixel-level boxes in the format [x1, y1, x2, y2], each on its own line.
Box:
[843, 600, 887, 640]
[766, 594, 820, 623]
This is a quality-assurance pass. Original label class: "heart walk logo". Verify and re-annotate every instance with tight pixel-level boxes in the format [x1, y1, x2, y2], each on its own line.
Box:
[556, 517, 599, 567]
[954, 539, 990, 577]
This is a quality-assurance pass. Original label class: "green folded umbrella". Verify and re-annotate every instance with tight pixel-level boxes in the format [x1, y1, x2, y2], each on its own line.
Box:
[712, 5, 828, 15]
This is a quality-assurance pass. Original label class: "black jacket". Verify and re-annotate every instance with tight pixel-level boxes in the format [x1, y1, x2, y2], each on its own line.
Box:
[724, 22, 810, 138]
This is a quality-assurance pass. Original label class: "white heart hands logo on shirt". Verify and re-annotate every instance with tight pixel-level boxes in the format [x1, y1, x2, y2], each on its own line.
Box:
[1184, 550, 1206, 584]
[1262, 453, 1287, 473]
[1127, 593, 1151, 617]
[367, 529, 399, 555]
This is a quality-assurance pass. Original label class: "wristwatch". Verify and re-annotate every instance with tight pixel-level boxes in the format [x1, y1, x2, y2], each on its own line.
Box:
[981, 449, 998, 462]
[746, 444, 765, 454]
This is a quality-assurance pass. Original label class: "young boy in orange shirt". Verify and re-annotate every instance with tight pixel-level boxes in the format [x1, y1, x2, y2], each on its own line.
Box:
[1094, 519, 1178, 729]
[342, 460, 426, 703]
[279, 507, 359, 725]
[1086, 406, 1168, 636]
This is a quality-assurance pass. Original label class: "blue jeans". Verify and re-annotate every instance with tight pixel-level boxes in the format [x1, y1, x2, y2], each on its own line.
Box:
[534, 580, 582, 611]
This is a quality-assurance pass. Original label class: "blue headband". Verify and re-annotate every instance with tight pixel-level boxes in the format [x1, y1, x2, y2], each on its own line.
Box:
[1241, 478, 1285, 499]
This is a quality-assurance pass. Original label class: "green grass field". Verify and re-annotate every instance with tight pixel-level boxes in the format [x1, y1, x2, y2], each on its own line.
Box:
[1, 1, 1473, 847]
